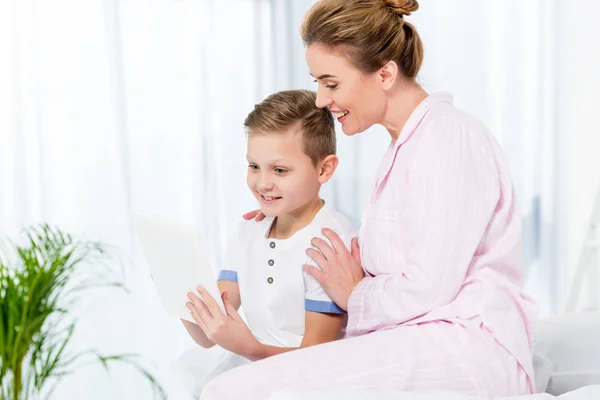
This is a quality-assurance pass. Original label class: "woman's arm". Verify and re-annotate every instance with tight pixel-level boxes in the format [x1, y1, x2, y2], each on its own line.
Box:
[181, 280, 240, 347]
[247, 311, 345, 361]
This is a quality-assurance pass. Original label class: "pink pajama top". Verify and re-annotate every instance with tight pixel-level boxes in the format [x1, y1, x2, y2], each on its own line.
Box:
[347, 92, 537, 385]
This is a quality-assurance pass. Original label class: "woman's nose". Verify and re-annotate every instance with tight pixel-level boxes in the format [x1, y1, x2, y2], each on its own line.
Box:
[315, 89, 332, 109]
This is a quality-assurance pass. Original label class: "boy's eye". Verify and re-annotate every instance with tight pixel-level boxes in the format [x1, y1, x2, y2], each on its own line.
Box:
[274, 168, 288, 174]
[248, 164, 259, 170]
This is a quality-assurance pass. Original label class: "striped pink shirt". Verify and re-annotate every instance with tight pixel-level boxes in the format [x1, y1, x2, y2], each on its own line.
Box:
[348, 92, 538, 383]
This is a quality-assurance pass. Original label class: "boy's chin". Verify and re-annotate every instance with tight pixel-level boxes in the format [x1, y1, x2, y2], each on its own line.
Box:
[260, 207, 279, 218]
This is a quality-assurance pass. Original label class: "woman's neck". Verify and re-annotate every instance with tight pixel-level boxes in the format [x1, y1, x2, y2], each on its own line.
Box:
[381, 82, 429, 142]
[268, 198, 324, 239]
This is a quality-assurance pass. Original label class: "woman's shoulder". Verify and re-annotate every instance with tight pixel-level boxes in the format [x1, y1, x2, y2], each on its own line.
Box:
[426, 100, 490, 136]
[423, 101, 500, 152]
[417, 103, 504, 171]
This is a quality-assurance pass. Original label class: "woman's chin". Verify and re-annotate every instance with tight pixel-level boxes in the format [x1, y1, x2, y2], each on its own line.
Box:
[340, 124, 361, 136]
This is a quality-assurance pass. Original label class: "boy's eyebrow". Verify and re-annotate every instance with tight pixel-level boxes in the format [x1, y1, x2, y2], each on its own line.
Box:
[309, 73, 337, 80]
[271, 159, 293, 164]
[245, 156, 293, 165]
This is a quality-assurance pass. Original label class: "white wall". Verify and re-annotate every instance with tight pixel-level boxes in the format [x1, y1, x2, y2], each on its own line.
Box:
[558, 0, 600, 309]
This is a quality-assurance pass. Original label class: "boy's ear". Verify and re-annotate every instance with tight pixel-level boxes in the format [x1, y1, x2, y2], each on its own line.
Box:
[318, 154, 339, 184]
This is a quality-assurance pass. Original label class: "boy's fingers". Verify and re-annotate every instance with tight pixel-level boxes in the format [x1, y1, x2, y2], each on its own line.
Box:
[187, 302, 211, 336]
[196, 286, 223, 317]
[222, 291, 241, 320]
[187, 292, 213, 321]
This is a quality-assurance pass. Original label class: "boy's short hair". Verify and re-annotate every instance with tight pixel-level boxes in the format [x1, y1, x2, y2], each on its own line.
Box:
[244, 90, 336, 165]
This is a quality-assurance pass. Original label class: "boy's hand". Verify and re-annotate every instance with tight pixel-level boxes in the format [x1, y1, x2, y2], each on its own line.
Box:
[187, 287, 261, 359]
[242, 209, 265, 222]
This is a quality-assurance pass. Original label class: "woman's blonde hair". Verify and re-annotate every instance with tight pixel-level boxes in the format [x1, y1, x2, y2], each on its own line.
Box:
[244, 90, 336, 166]
[301, 0, 423, 80]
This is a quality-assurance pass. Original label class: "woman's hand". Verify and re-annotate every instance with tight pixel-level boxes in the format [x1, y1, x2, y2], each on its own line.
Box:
[186, 287, 261, 358]
[304, 229, 365, 311]
[242, 209, 265, 222]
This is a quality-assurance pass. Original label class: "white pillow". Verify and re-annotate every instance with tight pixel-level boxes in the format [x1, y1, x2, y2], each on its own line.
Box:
[532, 352, 554, 393]
[534, 312, 600, 395]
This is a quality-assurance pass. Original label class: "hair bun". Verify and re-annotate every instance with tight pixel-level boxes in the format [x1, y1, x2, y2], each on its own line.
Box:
[383, 0, 419, 17]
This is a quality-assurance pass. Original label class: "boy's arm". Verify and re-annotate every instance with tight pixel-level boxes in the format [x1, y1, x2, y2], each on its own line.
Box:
[181, 280, 241, 348]
[246, 310, 344, 361]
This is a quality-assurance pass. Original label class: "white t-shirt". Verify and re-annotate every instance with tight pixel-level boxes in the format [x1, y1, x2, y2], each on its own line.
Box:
[217, 201, 356, 347]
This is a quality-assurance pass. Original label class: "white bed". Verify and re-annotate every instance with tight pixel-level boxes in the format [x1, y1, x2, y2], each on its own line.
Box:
[266, 385, 600, 400]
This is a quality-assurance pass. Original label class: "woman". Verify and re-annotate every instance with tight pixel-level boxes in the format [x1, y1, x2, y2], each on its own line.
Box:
[200, 0, 537, 398]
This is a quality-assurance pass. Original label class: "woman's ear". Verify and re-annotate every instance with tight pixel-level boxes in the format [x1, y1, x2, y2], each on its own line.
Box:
[318, 155, 339, 184]
[379, 60, 399, 91]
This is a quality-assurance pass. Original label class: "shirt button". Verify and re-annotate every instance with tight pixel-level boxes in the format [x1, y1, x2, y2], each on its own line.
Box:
[267, 277, 273, 284]
[268, 259, 274, 266]
[269, 242, 276, 249]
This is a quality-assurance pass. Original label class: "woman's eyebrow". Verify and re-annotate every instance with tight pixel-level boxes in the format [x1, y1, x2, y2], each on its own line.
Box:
[310, 73, 337, 80]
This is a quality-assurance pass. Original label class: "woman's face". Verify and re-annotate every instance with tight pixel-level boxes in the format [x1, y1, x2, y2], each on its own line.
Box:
[306, 44, 386, 136]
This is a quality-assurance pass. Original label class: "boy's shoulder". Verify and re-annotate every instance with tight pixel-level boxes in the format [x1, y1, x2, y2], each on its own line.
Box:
[311, 204, 357, 238]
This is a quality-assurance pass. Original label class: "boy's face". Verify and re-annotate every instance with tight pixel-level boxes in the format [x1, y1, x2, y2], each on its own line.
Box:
[246, 126, 322, 218]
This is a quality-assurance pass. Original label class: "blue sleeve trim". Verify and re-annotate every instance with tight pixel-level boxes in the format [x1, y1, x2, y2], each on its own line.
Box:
[217, 270, 238, 283]
[305, 299, 347, 315]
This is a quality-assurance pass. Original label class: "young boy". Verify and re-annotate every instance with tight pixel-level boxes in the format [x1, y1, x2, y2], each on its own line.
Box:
[176, 90, 355, 391]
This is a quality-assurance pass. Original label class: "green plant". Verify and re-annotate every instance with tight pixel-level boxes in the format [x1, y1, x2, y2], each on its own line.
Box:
[0, 224, 166, 400]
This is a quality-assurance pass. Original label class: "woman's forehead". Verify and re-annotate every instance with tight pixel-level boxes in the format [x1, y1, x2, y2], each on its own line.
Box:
[306, 44, 354, 74]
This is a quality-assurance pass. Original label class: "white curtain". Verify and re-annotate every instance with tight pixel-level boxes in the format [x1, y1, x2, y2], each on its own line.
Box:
[0, 0, 561, 398]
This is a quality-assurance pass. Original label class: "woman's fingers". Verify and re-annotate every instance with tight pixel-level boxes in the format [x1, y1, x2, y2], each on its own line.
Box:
[303, 264, 325, 286]
[306, 247, 328, 269]
[322, 228, 349, 257]
[242, 210, 260, 220]
[350, 237, 361, 265]
[310, 237, 336, 260]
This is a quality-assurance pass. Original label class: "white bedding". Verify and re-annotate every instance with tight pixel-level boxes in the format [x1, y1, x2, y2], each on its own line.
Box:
[267, 385, 600, 400]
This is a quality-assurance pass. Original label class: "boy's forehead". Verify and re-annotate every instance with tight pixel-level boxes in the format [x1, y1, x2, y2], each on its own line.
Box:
[247, 129, 311, 162]
[248, 128, 304, 150]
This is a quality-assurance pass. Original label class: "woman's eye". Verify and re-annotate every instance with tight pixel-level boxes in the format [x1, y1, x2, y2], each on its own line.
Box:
[326, 84, 337, 90]
[248, 164, 259, 170]
[274, 168, 288, 174]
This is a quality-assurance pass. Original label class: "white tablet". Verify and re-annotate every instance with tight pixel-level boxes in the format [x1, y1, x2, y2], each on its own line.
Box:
[131, 211, 225, 322]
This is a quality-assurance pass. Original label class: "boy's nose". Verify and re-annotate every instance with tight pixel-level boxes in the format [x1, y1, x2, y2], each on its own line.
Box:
[257, 178, 274, 191]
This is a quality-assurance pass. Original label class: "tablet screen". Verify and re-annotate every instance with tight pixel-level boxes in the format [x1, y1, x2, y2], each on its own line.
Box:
[131, 211, 226, 322]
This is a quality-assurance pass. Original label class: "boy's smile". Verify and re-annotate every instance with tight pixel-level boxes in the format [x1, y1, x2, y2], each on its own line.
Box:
[259, 194, 282, 204]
